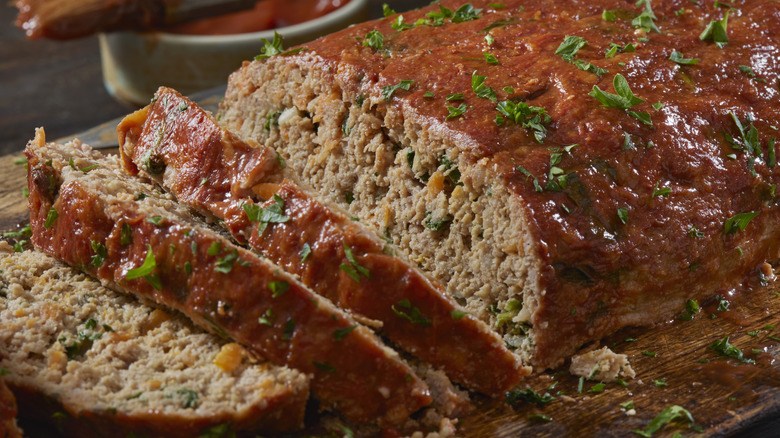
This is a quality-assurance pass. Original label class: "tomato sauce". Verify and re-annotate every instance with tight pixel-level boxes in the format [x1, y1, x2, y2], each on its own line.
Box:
[166, 0, 350, 35]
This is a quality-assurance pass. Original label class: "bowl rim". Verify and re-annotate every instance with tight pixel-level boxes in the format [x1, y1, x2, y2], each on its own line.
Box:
[143, 0, 368, 44]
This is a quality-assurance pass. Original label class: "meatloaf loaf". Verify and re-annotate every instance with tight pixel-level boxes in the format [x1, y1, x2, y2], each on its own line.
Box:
[219, 0, 780, 370]
[117, 86, 528, 396]
[0, 243, 309, 437]
[25, 129, 432, 426]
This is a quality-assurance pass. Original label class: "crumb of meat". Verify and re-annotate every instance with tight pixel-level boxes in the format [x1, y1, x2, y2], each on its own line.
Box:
[569, 346, 636, 382]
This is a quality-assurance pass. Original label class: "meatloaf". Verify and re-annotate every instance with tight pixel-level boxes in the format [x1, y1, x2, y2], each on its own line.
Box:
[117, 86, 528, 396]
[25, 129, 432, 426]
[0, 243, 309, 437]
[219, 0, 780, 369]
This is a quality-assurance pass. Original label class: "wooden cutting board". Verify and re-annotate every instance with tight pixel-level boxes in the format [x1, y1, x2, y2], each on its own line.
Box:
[1, 150, 778, 437]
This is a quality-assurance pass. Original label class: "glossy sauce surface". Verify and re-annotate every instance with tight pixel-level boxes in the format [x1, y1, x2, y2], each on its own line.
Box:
[289, 0, 780, 367]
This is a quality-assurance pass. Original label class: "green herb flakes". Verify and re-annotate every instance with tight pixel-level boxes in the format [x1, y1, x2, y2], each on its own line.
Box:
[392, 298, 431, 326]
[634, 405, 694, 437]
[451, 309, 469, 320]
[254, 31, 306, 59]
[700, 11, 729, 48]
[44, 207, 58, 229]
[381, 80, 415, 101]
[555, 35, 587, 62]
[710, 336, 755, 363]
[446, 103, 469, 119]
[339, 243, 370, 282]
[177, 389, 199, 409]
[723, 211, 759, 234]
[269, 280, 290, 297]
[90, 240, 107, 267]
[362, 30, 384, 51]
[300, 243, 311, 263]
[505, 388, 555, 406]
[333, 325, 357, 341]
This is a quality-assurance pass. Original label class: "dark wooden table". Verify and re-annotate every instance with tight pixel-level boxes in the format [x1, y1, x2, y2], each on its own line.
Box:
[0, 0, 425, 156]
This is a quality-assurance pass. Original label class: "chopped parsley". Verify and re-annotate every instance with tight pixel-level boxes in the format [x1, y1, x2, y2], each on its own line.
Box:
[381, 80, 415, 101]
[516, 165, 543, 192]
[44, 207, 58, 228]
[362, 30, 384, 51]
[642, 350, 658, 357]
[528, 414, 553, 422]
[652, 182, 671, 197]
[339, 243, 370, 282]
[146, 215, 164, 226]
[710, 336, 755, 363]
[214, 251, 238, 274]
[617, 206, 629, 224]
[555, 35, 587, 62]
[243, 194, 291, 235]
[269, 280, 290, 298]
[121, 222, 132, 246]
[506, 388, 555, 406]
[700, 11, 729, 48]
[669, 50, 699, 65]
[254, 31, 306, 59]
[620, 400, 635, 410]
[446, 103, 469, 119]
[496, 101, 551, 142]
[392, 298, 431, 326]
[483, 52, 499, 64]
[588, 382, 606, 393]
[633, 0, 661, 33]
[589, 74, 652, 126]
[313, 361, 336, 373]
[281, 318, 295, 340]
[207, 241, 222, 256]
[446, 93, 464, 101]
[602, 10, 616, 22]
[472, 71, 497, 102]
[90, 240, 107, 267]
[424, 211, 453, 231]
[451, 309, 469, 320]
[300, 243, 311, 263]
[333, 325, 357, 341]
[126, 244, 162, 290]
[723, 211, 759, 234]
[258, 309, 274, 325]
[653, 378, 668, 387]
[634, 405, 694, 437]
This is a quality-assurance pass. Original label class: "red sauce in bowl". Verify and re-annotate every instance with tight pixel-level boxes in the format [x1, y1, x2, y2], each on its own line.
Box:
[166, 0, 350, 35]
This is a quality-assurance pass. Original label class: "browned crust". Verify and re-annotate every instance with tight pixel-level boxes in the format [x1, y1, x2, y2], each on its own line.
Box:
[117, 87, 529, 395]
[25, 134, 432, 426]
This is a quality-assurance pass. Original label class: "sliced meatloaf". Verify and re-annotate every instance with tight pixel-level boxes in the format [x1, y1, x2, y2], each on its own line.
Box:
[24, 129, 432, 426]
[219, 0, 780, 369]
[0, 243, 308, 437]
[117, 86, 528, 396]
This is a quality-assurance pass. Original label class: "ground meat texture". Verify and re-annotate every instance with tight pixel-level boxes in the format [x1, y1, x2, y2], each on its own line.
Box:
[117, 87, 529, 396]
[219, 0, 780, 369]
[25, 130, 432, 427]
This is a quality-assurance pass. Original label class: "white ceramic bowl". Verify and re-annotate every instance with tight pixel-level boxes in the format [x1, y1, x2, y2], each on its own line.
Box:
[99, 0, 368, 106]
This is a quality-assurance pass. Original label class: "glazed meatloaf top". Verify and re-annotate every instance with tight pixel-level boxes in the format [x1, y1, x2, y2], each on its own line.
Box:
[221, 0, 780, 368]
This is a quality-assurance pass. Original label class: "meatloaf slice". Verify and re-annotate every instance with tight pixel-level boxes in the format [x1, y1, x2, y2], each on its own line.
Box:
[117, 86, 528, 396]
[25, 129, 432, 426]
[219, 0, 780, 370]
[0, 243, 308, 437]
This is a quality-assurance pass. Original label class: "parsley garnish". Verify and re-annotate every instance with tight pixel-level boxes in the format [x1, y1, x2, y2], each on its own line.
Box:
[496, 101, 551, 142]
[269, 280, 290, 297]
[446, 103, 469, 119]
[589, 74, 652, 126]
[424, 211, 452, 231]
[392, 298, 431, 326]
[300, 243, 311, 263]
[602, 10, 616, 22]
[723, 211, 759, 234]
[207, 241, 222, 256]
[258, 309, 274, 325]
[505, 388, 555, 406]
[555, 35, 587, 62]
[669, 50, 699, 65]
[120, 222, 132, 246]
[710, 336, 754, 363]
[700, 11, 729, 48]
[652, 182, 671, 197]
[44, 207, 58, 228]
[362, 30, 384, 51]
[483, 52, 499, 64]
[633, 0, 661, 33]
[146, 215, 164, 226]
[381, 80, 415, 101]
[215, 251, 238, 274]
[642, 350, 658, 357]
[281, 318, 295, 340]
[126, 245, 162, 290]
[634, 405, 694, 437]
[446, 93, 464, 101]
[243, 194, 291, 235]
[451, 309, 469, 320]
[516, 165, 542, 192]
[254, 31, 306, 59]
[313, 361, 336, 373]
[339, 243, 369, 282]
[333, 325, 357, 341]
[90, 240, 107, 267]
[617, 206, 629, 224]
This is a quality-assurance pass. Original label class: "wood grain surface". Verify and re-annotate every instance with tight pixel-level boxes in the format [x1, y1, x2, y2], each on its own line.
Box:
[1, 149, 778, 437]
